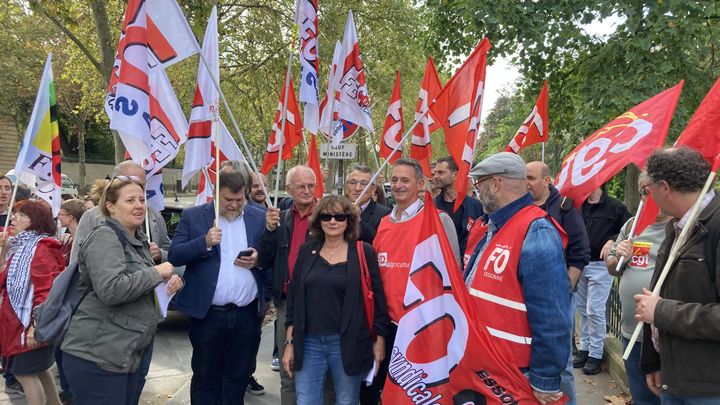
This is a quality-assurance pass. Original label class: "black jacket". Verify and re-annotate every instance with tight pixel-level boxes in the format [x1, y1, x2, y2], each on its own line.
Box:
[359, 200, 392, 243]
[540, 184, 591, 270]
[258, 208, 312, 302]
[286, 240, 391, 375]
[581, 191, 631, 261]
[434, 194, 484, 253]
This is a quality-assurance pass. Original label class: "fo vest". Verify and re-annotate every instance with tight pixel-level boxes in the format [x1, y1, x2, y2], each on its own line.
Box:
[464, 219, 488, 269]
[468, 205, 567, 368]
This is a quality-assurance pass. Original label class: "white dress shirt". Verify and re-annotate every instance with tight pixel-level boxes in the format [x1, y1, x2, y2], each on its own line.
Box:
[391, 199, 423, 222]
[212, 213, 258, 306]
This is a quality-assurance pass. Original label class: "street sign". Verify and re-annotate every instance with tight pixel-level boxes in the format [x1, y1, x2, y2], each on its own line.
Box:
[319, 143, 357, 160]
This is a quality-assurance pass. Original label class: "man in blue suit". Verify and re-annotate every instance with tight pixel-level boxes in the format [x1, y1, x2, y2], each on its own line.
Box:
[169, 171, 268, 405]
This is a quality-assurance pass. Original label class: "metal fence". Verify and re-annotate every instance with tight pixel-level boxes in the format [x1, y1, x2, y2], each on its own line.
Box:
[606, 278, 623, 339]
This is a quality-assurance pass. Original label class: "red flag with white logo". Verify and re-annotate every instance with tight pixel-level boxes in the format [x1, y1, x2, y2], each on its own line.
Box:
[337, 10, 373, 133]
[506, 81, 549, 154]
[429, 39, 492, 212]
[379, 70, 404, 165]
[555, 82, 683, 207]
[106, 0, 198, 163]
[193, 127, 246, 206]
[411, 57, 442, 177]
[307, 134, 325, 198]
[382, 193, 540, 404]
[260, 75, 304, 174]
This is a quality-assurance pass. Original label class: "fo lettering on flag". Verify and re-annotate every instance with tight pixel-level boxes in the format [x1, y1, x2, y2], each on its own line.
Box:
[382, 194, 539, 404]
[260, 74, 304, 174]
[555, 82, 683, 207]
[379, 70, 404, 165]
[13, 54, 61, 216]
[506, 81, 549, 154]
[105, 0, 198, 164]
[411, 58, 442, 177]
[296, 0, 320, 135]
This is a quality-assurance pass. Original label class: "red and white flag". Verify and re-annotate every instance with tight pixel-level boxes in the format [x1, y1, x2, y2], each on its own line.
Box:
[105, 0, 199, 163]
[506, 81, 549, 154]
[296, 0, 320, 135]
[260, 75, 304, 174]
[635, 76, 720, 235]
[555, 82, 683, 207]
[307, 134, 325, 198]
[319, 41, 358, 144]
[411, 57, 442, 177]
[193, 124, 246, 206]
[429, 39, 492, 211]
[182, 6, 219, 189]
[382, 194, 539, 404]
[379, 70, 404, 165]
[337, 10, 373, 134]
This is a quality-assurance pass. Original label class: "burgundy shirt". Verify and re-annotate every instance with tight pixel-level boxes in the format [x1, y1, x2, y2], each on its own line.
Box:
[285, 201, 316, 294]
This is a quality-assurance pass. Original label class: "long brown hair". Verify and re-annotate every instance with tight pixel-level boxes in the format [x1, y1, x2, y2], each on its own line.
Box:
[308, 195, 360, 242]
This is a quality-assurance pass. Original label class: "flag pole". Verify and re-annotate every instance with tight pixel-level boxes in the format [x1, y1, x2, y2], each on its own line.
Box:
[622, 168, 717, 360]
[355, 108, 429, 205]
[1, 180, 21, 239]
[541, 142, 545, 163]
[145, 194, 151, 243]
[614, 198, 645, 272]
[213, 108, 221, 225]
[274, 37, 296, 207]
[366, 129, 381, 171]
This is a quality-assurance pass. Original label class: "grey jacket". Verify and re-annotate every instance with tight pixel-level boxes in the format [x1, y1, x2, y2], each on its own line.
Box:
[70, 206, 170, 263]
[61, 218, 163, 373]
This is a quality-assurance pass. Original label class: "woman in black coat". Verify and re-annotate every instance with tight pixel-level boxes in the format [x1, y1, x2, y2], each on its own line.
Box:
[282, 195, 390, 405]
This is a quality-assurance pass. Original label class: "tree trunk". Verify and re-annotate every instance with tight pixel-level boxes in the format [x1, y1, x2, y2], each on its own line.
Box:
[77, 120, 87, 194]
[624, 164, 641, 214]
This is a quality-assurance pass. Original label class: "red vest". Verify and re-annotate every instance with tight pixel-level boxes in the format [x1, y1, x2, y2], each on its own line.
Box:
[373, 210, 426, 323]
[468, 205, 567, 368]
[464, 219, 487, 269]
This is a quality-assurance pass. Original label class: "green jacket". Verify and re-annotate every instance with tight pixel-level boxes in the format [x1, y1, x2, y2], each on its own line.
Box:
[61, 217, 163, 373]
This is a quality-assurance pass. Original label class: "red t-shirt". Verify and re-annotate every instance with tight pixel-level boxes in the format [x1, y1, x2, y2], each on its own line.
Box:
[285, 201, 316, 294]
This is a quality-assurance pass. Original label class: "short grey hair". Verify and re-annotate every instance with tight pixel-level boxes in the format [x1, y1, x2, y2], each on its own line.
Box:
[347, 164, 372, 176]
[393, 158, 424, 182]
[111, 161, 144, 178]
[286, 165, 315, 184]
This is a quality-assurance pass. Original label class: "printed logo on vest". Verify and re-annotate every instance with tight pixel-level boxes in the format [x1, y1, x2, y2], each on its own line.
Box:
[378, 252, 388, 265]
[484, 246, 511, 278]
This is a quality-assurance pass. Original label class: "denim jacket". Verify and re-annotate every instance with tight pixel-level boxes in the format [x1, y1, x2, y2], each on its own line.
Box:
[466, 193, 572, 392]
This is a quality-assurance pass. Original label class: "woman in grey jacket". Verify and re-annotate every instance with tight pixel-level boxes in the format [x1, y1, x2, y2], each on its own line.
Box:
[60, 176, 182, 405]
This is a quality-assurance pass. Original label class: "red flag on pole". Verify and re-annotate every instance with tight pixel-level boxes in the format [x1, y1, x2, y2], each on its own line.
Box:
[307, 134, 325, 198]
[506, 81, 549, 154]
[411, 58, 443, 177]
[381, 193, 540, 404]
[379, 70, 404, 165]
[260, 75, 303, 174]
[555, 82, 683, 207]
[429, 39, 492, 212]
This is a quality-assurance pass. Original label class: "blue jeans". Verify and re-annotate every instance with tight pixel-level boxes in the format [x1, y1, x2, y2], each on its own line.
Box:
[621, 337, 660, 405]
[189, 302, 260, 405]
[575, 261, 613, 359]
[661, 392, 720, 405]
[134, 339, 154, 404]
[560, 294, 577, 404]
[295, 334, 362, 405]
[62, 351, 140, 405]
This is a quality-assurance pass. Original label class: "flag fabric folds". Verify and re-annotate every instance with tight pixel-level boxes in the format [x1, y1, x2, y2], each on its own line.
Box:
[337, 10, 373, 134]
[555, 82, 683, 207]
[307, 134, 325, 198]
[379, 70, 404, 165]
[506, 81, 549, 154]
[382, 194, 538, 404]
[106, 0, 199, 164]
[260, 75, 304, 174]
[319, 41, 359, 145]
[14, 54, 61, 216]
[411, 58, 442, 177]
[429, 39, 492, 212]
[296, 0, 320, 135]
[194, 124, 246, 206]
[182, 6, 220, 188]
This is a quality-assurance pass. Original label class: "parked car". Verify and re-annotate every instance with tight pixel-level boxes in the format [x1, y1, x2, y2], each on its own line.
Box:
[5, 170, 79, 200]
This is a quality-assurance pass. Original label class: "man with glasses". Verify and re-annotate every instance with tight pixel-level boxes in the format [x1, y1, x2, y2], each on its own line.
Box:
[464, 152, 571, 405]
[258, 165, 318, 405]
[344, 164, 391, 243]
[525, 160, 590, 404]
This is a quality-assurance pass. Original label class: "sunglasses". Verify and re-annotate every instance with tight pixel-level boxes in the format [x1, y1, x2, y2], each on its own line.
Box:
[319, 213, 348, 222]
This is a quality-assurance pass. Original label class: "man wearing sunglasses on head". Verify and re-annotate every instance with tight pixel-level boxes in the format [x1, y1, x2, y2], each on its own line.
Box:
[344, 164, 391, 243]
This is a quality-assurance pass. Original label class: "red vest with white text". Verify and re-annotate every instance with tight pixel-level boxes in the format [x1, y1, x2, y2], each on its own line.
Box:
[468, 205, 566, 368]
[373, 209, 427, 323]
[464, 219, 488, 269]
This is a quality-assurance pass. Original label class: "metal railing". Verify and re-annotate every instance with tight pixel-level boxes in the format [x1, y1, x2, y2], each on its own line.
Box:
[605, 279, 623, 339]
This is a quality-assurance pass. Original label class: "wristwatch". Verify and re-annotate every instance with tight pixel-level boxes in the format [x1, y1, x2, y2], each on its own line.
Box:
[283, 339, 295, 346]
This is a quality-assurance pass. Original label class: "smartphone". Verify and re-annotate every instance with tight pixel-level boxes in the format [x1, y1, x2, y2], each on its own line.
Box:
[236, 248, 254, 259]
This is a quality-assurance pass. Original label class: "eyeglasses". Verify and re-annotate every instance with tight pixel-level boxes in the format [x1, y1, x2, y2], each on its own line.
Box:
[346, 180, 371, 187]
[289, 183, 316, 191]
[639, 185, 650, 198]
[319, 213, 348, 222]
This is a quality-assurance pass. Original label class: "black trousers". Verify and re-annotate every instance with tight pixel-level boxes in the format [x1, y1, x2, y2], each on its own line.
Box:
[360, 324, 397, 405]
[189, 300, 261, 405]
[61, 351, 140, 405]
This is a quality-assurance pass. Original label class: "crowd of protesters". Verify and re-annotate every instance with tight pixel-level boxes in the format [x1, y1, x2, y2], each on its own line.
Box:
[0, 146, 718, 405]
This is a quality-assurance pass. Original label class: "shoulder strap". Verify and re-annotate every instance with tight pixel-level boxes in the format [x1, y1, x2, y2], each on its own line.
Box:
[102, 221, 129, 250]
[356, 241, 375, 339]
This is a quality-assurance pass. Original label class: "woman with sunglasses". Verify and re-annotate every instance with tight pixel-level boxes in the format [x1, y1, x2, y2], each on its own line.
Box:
[60, 176, 182, 405]
[604, 172, 669, 405]
[282, 195, 390, 405]
[0, 200, 64, 405]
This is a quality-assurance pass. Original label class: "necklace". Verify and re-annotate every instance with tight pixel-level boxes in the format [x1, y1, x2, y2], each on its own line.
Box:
[322, 242, 346, 263]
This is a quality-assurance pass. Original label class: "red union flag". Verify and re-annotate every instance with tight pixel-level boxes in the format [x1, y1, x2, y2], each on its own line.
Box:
[506, 81, 549, 154]
[411, 58, 442, 177]
[429, 39, 492, 212]
[260, 75, 304, 174]
[106, 0, 198, 163]
[379, 70, 404, 165]
[382, 194, 539, 404]
[193, 125, 246, 206]
[555, 82, 683, 206]
[337, 10, 373, 132]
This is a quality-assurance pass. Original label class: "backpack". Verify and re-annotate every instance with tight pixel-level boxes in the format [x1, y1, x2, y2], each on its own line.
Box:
[33, 222, 128, 345]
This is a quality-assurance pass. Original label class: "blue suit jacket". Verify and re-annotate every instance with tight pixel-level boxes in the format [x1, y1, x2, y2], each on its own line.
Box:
[168, 202, 268, 319]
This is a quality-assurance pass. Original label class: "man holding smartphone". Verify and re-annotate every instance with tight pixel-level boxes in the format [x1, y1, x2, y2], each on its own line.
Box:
[169, 171, 268, 405]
